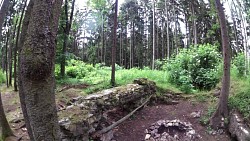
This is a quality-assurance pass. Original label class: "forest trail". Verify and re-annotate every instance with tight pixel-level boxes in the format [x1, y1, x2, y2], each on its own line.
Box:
[1, 86, 232, 141]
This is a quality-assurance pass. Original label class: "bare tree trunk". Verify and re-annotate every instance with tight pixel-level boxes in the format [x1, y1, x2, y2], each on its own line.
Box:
[9, 18, 18, 87]
[18, 0, 63, 140]
[101, 13, 105, 63]
[152, 0, 155, 69]
[191, 1, 197, 45]
[210, 0, 231, 129]
[129, 21, 133, 69]
[119, 29, 122, 66]
[0, 92, 13, 140]
[0, 0, 10, 35]
[132, 22, 135, 67]
[5, 31, 9, 88]
[161, 19, 164, 59]
[165, 0, 170, 59]
[111, 0, 118, 86]
[14, 0, 27, 92]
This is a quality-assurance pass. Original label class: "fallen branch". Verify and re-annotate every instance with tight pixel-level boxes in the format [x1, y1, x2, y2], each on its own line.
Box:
[96, 95, 152, 135]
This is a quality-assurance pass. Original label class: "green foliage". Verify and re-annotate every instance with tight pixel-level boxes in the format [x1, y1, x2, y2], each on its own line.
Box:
[64, 59, 95, 79]
[56, 59, 178, 94]
[164, 44, 221, 91]
[0, 69, 6, 84]
[232, 53, 246, 77]
[200, 105, 216, 125]
[229, 77, 250, 119]
[229, 89, 250, 118]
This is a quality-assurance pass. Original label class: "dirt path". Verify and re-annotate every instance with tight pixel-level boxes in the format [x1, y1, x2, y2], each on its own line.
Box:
[111, 100, 232, 141]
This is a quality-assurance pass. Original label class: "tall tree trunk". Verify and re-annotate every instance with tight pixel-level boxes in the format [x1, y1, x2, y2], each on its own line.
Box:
[0, 1, 13, 134]
[191, 1, 197, 45]
[111, 0, 118, 86]
[9, 18, 18, 87]
[14, 0, 27, 92]
[61, 0, 76, 77]
[0, 0, 10, 35]
[210, 0, 231, 129]
[102, 13, 105, 63]
[18, 0, 62, 140]
[0, 92, 13, 140]
[165, 0, 170, 59]
[132, 21, 135, 67]
[5, 31, 9, 88]
[161, 19, 164, 59]
[152, 0, 155, 69]
[119, 29, 122, 66]
[129, 21, 132, 69]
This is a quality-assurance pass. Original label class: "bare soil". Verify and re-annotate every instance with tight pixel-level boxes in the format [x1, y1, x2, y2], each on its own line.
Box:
[1, 86, 233, 141]
[110, 101, 232, 141]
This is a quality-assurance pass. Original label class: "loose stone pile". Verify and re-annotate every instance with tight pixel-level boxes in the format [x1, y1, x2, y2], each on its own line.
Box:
[144, 119, 201, 141]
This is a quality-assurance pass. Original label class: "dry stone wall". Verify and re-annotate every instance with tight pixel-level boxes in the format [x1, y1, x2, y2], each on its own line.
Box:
[58, 78, 156, 141]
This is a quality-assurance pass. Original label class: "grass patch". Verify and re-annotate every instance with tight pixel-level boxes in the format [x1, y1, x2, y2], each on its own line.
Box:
[57, 65, 180, 94]
[229, 76, 250, 118]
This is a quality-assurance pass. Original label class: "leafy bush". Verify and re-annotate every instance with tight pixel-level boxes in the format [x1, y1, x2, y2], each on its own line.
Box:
[232, 53, 246, 77]
[0, 69, 5, 84]
[64, 60, 95, 79]
[229, 88, 250, 118]
[164, 44, 221, 91]
[55, 64, 61, 79]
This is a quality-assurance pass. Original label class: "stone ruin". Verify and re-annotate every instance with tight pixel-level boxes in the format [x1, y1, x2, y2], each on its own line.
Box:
[144, 119, 201, 141]
[58, 78, 156, 141]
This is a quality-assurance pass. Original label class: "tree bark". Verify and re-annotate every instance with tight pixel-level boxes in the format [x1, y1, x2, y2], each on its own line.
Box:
[18, 0, 63, 140]
[9, 16, 19, 87]
[152, 0, 155, 69]
[0, 92, 13, 140]
[5, 31, 9, 88]
[165, 0, 170, 59]
[14, 0, 28, 92]
[210, 0, 231, 129]
[0, 0, 10, 35]
[111, 0, 118, 86]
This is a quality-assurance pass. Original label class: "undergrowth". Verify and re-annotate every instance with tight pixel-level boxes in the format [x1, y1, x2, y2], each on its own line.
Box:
[0, 69, 5, 84]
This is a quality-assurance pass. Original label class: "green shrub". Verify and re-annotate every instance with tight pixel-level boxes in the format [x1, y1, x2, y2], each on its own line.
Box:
[232, 53, 246, 77]
[164, 44, 221, 91]
[55, 64, 61, 79]
[229, 87, 250, 118]
[0, 69, 5, 84]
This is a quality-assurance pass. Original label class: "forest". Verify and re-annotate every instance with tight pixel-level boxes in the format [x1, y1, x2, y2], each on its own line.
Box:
[0, 0, 250, 140]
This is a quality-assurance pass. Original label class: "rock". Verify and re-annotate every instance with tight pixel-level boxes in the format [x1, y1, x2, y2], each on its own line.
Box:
[9, 117, 24, 123]
[190, 111, 201, 118]
[145, 119, 201, 141]
[145, 134, 151, 140]
[21, 128, 27, 131]
[229, 111, 250, 141]
[5, 136, 20, 141]
[100, 130, 114, 141]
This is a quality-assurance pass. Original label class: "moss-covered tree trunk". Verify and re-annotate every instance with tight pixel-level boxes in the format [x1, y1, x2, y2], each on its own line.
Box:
[210, 0, 231, 129]
[0, 92, 13, 140]
[18, 0, 63, 140]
